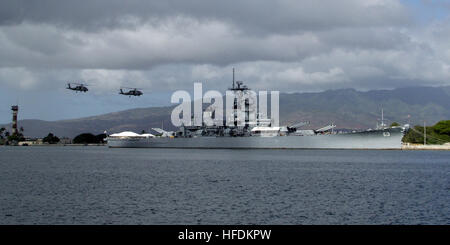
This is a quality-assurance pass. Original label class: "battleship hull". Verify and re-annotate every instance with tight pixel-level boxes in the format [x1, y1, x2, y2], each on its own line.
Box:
[107, 127, 404, 149]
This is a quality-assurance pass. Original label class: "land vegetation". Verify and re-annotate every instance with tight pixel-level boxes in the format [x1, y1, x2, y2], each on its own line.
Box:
[73, 133, 107, 144]
[402, 120, 450, 145]
[43, 133, 60, 144]
[0, 127, 26, 145]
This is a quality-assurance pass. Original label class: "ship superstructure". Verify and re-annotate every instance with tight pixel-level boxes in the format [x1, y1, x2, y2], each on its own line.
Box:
[107, 71, 407, 149]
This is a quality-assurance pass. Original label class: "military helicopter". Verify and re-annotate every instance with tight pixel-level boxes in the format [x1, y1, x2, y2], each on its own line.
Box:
[67, 83, 89, 92]
[119, 87, 143, 97]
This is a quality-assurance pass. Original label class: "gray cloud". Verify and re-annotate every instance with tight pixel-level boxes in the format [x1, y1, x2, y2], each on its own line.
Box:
[0, 0, 449, 97]
[0, 0, 409, 32]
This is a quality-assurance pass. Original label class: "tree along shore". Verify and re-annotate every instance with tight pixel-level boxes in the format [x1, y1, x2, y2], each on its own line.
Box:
[402, 120, 450, 145]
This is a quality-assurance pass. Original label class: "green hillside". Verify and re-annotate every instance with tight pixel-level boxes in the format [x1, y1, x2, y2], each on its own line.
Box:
[1, 86, 450, 138]
[402, 120, 450, 145]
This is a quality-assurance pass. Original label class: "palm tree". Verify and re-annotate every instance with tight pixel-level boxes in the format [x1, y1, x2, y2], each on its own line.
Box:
[18, 127, 25, 141]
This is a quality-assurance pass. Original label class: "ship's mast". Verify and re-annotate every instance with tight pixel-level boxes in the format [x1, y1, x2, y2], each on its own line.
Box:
[232, 68, 235, 90]
[379, 107, 387, 128]
[228, 68, 251, 129]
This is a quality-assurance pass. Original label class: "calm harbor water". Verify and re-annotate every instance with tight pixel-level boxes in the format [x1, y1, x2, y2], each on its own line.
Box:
[0, 146, 449, 225]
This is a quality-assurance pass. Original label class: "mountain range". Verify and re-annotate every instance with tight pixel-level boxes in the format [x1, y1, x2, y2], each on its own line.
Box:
[2, 86, 450, 138]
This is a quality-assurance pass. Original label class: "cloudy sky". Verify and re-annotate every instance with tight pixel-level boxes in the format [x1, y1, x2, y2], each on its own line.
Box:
[0, 0, 449, 123]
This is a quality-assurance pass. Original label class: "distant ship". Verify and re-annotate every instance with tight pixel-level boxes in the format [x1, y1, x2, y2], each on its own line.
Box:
[107, 76, 407, 149]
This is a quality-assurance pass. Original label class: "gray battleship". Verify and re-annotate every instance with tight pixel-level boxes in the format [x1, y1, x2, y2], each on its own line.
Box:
[107, 76, 407, 149]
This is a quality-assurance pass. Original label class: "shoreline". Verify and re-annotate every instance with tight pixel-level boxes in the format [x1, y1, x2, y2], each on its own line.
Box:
[401, 144, 450, 151]
[3, 143, 107, 147]
[2, 143, 449, 150]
